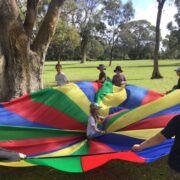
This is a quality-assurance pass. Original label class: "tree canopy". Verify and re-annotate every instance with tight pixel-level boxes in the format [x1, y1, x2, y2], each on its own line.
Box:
[0, 0, 179, 101]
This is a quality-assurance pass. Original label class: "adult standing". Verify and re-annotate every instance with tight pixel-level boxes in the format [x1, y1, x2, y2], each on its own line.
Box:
[132, 115, 180, 179]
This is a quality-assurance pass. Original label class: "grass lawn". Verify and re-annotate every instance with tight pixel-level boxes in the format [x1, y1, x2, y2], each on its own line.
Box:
[44, 60, 180, 93]
[0, 60, 180, 180]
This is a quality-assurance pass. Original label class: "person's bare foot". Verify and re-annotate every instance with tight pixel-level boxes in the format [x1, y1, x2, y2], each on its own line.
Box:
[19, 153, 27, 159]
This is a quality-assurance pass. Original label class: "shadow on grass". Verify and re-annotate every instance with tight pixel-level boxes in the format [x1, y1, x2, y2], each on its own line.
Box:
[124, 62, 180, 68]
[63, 66, 97, 69]
[44, 62, 80, 66]
[44, 66, 98, 71]
[128, 78, 151, 81]
[0, 157, 168, 180]
[44, 62, 180, 70]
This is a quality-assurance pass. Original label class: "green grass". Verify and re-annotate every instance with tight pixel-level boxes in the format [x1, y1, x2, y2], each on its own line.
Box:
[0, 158, 168, 180]
[1, 60, 180, 180]
[44, 60, 180, 93]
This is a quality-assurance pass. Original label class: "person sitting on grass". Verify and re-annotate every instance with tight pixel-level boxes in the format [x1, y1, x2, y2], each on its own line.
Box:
[55, 64, 69, 86]
[0, 148, 26, 162]
[97, 64, 106, 83]
[166, 67, 180, 94]
[112, 66, 127, 87]
[132, 115, 180, 179]
[86, 103, 106, 139]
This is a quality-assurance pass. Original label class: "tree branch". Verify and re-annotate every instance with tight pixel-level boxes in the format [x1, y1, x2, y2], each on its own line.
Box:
[31, 0, 65, 56]
[24, 0, 39, 38]
[0, 0, 28, 56]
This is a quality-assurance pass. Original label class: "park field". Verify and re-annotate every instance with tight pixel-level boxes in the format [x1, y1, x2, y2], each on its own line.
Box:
[44, 60, 180, 93]
[0, 60, 180, 180]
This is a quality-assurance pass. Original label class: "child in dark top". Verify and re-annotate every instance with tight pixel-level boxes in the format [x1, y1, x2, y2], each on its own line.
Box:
[173, 67, 180, 89]
[97, 64, 106, 83]
[132, 115, 180, 178]
[112, 66, 127, 87]
[166, 67, 180, 94]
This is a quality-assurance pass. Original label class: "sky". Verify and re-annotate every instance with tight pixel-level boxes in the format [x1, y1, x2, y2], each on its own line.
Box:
[123, 0, 177, 38]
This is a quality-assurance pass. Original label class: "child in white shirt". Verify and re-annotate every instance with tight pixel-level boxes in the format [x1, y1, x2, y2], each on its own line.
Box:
[87, 103, 105, 139]
[55, 64, 69, 86]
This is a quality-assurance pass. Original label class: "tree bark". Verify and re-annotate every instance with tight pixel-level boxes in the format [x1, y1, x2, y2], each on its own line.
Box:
[109, 31, 116, 66]
[109, 46, 113, 66]
[80, 38, 88, 63]
[24, 0, 39, 38]
[0, 0, 65, 101]
[151, 0, 166, 79]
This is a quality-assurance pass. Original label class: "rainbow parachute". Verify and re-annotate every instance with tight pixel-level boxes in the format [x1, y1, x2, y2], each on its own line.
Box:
[0, 80, 179, 172]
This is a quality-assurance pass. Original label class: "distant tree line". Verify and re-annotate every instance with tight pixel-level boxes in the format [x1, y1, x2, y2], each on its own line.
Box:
[162, 0, 180, 59]
[0, 0, 179, 101]
[46, 0, 180, 62]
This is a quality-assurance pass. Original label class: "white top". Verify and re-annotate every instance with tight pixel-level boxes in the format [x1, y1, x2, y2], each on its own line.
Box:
[87, 116, 97, 137]
[55, 72, 68, 86]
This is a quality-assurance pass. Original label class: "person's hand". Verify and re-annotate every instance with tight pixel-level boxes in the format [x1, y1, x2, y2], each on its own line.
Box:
[100, 130, 106, 134]
[19, 153, 27, 159]
[121, 81, 126, 84]
[132, 144, 142, 151]
[97, 119, 102, 124]
[98, 117, 104, 124]
[165, 91, 170, 94]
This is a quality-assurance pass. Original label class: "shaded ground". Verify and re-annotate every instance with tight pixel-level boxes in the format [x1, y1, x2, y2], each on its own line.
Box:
[1, 60, 178, 179]
[0, 157, 168, 180]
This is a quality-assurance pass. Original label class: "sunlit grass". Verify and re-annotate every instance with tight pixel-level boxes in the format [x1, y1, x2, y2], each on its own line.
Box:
[44, 60, 180, 93]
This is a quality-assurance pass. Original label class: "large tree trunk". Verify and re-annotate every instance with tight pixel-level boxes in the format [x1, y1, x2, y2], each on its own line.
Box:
[0, 47, 6, 100]
[109, 32, 115, 66]
[109, 46, 113, 66]
[80, 38, 88, 64]
[151, 0, 166, 79]
[0, 0, 65, 101]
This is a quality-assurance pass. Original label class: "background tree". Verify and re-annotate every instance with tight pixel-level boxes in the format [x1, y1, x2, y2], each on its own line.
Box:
[0, 0, 65, 101]
[162, 0, 180, 59]
[47, 20, 80, 61]
[102, 0, 134, 66]
[119, 20, 155, 60]
[162, 27, 180, 58]
[88, 37, 104, 60]
[151, 0, 166, 79]
[72, 0, 102, 63]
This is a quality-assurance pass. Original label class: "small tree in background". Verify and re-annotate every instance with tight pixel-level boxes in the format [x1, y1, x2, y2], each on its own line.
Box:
[102, 0, 134, 66]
